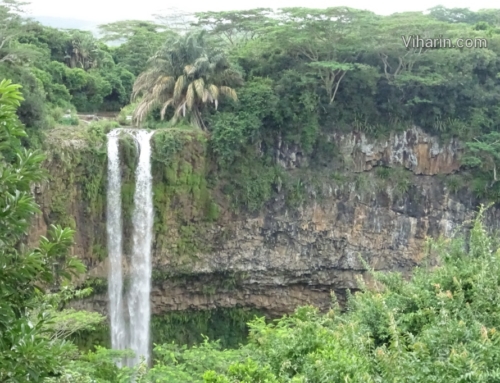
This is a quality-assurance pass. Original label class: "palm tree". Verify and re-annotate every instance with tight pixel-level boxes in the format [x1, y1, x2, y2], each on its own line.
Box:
[131, 31, 242, 130]
[64, 31, 99, 70]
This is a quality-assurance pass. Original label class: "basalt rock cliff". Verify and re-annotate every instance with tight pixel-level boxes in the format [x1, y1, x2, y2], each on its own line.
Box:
[27, 126, 500, 317]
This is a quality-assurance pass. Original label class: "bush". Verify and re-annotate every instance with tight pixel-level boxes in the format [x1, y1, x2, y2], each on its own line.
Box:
[117, 103, 136, 126]
[87, 120, 120, 136]
[50, 106, 65, 122]
[191, 205, 500, 382]
[60, 114, 80, 126]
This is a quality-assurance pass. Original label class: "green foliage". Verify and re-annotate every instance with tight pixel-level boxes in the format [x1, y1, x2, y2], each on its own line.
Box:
[40, 121, 111, 270]
[375, 166, 392, 180]
[202, 206, 500, 382]
[373, 166, 414, 196]
[3, 2, 500, 142]
[32, 286, 105, 341]
[208, 77, 278, 168]
[6, 4, 500, 381]
[221, 155, 281, 212]
[445, 174, 466, 194]
[146, 338, 250, 383]
[44, 347, 137, 383]
[60, 114, 79, 126]
[0, 63, 52, 129]
[189, 6, 500, 169]
[208, 109, 259, 168]
[203, 359, 280, 383]
[283, 177, 306, 208]
[0, 79, 89, 381]
[87, 120, 120, 137]
[310, 137, 339, 167]
[100, 20, 173, 76]
[461, 131, 500, 200]
[354, 172, 371, 192]
[152, 129, 185, 163]
[116, 102, 136, 125]
[392, 167, 413, 196]
[70, 323, 111, 353]
[132, 30, 242, 129]
[1, 9, 136, 119]
[152, 307, 264, 349]
[82, 277, 108, 295]
[5, 2, 500, 206]
[463, 131, 500, 184]
[149, 130, 223, 261]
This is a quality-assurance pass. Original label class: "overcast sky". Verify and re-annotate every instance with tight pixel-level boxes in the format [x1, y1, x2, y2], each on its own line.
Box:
[26, 0, 500, 23]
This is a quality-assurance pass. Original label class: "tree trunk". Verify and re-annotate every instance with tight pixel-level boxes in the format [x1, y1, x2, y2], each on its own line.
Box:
[192, 107, 206, 131]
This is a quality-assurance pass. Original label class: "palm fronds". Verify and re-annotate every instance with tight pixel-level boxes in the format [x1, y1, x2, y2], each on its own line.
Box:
[131, 30, 243, 130]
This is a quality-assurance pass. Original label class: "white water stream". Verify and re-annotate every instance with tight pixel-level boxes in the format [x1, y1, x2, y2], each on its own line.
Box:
[107, 128, 155, 367]
[126, 130, 154, 366]
[106, 131, 127, 363]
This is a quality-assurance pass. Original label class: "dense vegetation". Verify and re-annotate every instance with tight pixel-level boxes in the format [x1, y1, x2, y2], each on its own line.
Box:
[3, 1, 500, 204]
[3, 0, 500, 381]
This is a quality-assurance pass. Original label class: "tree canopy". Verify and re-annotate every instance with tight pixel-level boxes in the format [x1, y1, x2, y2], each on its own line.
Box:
[132, 31, 241, 129]
[3, 3, 500, 381]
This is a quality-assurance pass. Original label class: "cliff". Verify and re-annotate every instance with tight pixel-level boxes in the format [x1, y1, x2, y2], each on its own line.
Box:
[28, 125, 500, 318]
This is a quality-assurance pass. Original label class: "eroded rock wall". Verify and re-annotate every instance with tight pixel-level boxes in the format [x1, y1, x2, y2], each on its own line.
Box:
[30, 127, 500, 317]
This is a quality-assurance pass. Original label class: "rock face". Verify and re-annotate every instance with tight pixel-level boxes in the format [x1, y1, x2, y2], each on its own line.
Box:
[30, 127, 499, 317]
[277, 126, 463, 174]
[143, 178, 498, 316]
[336, 126, 463, 175]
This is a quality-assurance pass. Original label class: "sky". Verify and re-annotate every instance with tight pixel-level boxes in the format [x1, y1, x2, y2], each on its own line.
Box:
[26, 0, 500, 24]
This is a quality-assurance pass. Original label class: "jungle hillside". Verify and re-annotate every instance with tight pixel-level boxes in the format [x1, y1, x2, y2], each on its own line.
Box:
[2, 0, 500, 381]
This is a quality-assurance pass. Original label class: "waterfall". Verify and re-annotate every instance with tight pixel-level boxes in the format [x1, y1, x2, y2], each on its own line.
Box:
[106, 131, 127, 362]
[106, 128, 155, 368]
[126, 130, 155, 367]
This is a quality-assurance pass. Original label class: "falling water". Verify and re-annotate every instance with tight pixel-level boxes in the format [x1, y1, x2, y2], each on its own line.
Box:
[106, 131, 127, 362]
[107, 128, 155, 368]
[126, 130, 155, 367]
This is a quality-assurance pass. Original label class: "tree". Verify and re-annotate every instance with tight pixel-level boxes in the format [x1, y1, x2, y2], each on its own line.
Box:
[98, 20, 169, 43]
[373, 12, 455, 82]
[132, 31, 242, 130]
[0, 0, 24, 63]
[99, 20, 173, 76]
[0, 79, 85, 380]
[193, 9, 274, 47]
[266, 7, 377, 104]
[153, 7, 197, 34]
[63, 30, 100, 70]
[463, 131, 500, 185]
[201, 206, 500, 382]
[428, 5, 477, 24]
[0, 0, 45, 68]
